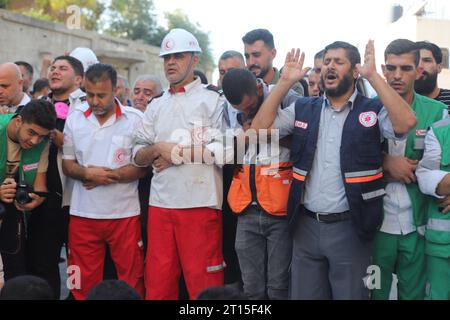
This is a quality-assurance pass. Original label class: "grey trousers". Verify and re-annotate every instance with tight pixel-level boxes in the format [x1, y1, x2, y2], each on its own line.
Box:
[235, 206, 292, 300]
[290, 213, 373, 300]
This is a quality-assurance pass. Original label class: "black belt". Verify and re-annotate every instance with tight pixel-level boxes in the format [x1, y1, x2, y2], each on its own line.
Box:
[304, 208, 351, 223]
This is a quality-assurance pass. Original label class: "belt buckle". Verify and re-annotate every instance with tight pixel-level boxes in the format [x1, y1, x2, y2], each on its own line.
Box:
[315, 212, 323, 223]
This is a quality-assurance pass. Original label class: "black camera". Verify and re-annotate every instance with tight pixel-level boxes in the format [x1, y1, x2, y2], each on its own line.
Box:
[15, 174, 50, 205]
[15, 182, 32, 205]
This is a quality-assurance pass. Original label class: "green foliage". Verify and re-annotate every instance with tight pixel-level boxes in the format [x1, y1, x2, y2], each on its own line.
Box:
[107, 0, 160, 41]
[5, 0, 215, 70]
[7, 0, 104, 30]
[0, 0, 10, 9]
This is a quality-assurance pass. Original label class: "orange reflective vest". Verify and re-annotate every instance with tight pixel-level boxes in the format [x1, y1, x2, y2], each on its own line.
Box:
[227, 161, 293, 216]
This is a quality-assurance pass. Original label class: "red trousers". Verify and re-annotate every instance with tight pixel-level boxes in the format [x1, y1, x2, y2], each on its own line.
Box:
[145, 206, 225, 300]
[68, 215, 144, 300]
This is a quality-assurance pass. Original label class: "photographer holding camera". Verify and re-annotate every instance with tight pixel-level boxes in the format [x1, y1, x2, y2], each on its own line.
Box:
[0, 99, 56, 282]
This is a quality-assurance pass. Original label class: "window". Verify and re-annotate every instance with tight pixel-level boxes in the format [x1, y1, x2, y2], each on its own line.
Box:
[441, 48, 449, 69]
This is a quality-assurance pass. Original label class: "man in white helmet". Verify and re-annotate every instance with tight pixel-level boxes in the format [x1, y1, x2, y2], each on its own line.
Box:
[133, 28, 228, 300]
[69, 47, 99, 73]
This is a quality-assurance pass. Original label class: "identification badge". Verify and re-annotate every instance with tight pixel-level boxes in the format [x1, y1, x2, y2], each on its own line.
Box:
[416, 129, 427, 137]
[22, 163, 39, 172]
[295, 120, 308, 129]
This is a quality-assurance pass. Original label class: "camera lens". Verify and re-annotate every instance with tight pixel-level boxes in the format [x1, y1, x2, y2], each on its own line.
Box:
[15, 184, 31, 205]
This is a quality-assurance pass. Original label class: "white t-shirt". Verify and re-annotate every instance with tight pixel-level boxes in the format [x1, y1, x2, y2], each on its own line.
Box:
[63, 101, 144, 219]
[133, 78, 226, 209]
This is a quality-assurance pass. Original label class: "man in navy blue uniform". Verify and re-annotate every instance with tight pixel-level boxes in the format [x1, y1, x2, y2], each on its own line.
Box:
[250, 40, 416, 299]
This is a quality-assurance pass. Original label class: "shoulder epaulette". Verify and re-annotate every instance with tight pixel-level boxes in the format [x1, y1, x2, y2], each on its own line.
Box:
[206, 84, 223, 96]
[148, 91, 164, 104]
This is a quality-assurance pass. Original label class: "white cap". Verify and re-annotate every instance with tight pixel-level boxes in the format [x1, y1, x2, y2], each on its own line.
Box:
[70, 47, 99, 72]
[159, 28, 202, 57]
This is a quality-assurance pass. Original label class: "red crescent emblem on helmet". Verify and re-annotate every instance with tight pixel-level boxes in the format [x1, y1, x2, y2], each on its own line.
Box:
[164, 38, 175, 50]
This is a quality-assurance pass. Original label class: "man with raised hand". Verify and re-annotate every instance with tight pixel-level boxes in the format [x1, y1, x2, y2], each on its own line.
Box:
[250, 40, 416, 299]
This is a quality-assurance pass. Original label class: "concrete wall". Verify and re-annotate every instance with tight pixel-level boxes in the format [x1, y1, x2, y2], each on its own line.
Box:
[0, 9, 213, 89]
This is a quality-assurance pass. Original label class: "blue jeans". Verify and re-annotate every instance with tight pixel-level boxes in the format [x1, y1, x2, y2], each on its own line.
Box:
[235, 206, 292, 299]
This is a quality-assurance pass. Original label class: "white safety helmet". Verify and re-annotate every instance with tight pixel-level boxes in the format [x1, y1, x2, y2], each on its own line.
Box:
[70, 47, 99, 72]
[159, 28, 202, 57]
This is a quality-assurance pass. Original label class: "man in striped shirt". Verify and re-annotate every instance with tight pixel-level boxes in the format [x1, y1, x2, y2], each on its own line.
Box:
[415, 41, 450, 109]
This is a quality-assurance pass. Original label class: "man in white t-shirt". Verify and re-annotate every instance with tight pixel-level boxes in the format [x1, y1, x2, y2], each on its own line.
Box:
[62, 63, 146, 300]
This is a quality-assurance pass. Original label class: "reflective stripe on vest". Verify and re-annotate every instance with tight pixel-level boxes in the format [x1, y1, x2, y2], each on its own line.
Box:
[427, 218, 450, 232]
[206, 261, 226, 273]
[344, 168, 383, 183]
[293, 167, 307, 181]
[361, 189, 386, 200]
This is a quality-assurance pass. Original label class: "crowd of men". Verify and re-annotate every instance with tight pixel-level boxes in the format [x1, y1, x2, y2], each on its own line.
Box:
[0, 27, 449, 300]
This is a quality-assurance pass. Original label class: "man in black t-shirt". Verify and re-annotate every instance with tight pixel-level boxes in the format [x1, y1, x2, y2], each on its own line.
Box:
[30, 56, 86, 299]
[415, 41, 450, 109]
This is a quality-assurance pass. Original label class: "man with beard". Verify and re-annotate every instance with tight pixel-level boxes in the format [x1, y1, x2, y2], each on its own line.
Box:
[32, 56, 87, 298]
[242, 29, 304, 96]
[373, 39, 447, 300]
[249, 41, 417, 299]
[415, 41, 450, 109]
[222, 68, 299, 299]
[62, 64, 146, 299]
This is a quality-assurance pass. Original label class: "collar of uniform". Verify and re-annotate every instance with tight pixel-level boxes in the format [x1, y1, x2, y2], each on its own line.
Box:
[167, 77, 201, 96]
[12, 92, 31, 108]
[168, 86, 185, 94]
[83, 99, 124, 120]
[323, 88, 358, 111]
[410, 91, 422, 112]
[69, 88, 85, 101]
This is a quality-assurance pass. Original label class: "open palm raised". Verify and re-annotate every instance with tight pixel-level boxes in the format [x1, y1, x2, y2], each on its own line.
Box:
[280, 48, 311, 84]
[356, 40, 378, 80]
